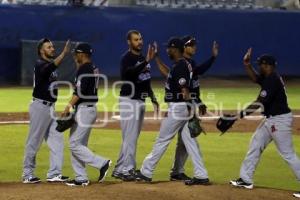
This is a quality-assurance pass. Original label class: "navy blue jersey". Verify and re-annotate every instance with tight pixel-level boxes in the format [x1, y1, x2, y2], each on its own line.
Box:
[120, 51, 153, 101]
[256, 72, 291, 117]
[74, 63, 99, 107]
[185, 56, 215, 103]
[32, 58, 58, 102]
[164, 59, 192, 103]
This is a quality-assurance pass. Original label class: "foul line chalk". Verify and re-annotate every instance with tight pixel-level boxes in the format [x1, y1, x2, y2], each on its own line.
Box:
[111, 115, 300, 121]
[1, 115, 300, 125]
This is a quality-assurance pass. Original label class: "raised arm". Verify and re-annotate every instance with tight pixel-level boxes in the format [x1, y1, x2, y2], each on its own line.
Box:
[53, 40, 71, 67]
[124, 44, 156, 74]
[193, 56, 216, 76]
[154, 56, 170, 78]
[243, 48, 259, 83]
[40, 40, 70, 75]
[153, 42, 169, 78]
[193, 41, 218, 76]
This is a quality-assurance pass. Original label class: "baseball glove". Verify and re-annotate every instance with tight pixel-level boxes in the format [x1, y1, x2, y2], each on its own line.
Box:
[188, 115, 206, 138]
[56, 113, 75, 132]
[216, 114, 237, 135]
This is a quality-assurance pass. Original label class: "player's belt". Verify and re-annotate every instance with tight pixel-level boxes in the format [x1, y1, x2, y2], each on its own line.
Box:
[74, 104, 95, 109]
[81, 105, 95, 108]
[33, 98, 54, 106]
[266, 111, 291, 118]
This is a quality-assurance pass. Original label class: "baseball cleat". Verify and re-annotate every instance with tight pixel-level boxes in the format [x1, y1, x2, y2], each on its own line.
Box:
[112, 171, 123, 180]
[293, 192, 300, 198]
[230, 178, 253, 189]
[121, 169, 136, 182]
[23, 177, 41, 184]
[135, 170, 152, 182]
[98, 160, 112, 183]
[66, 179, 90, 187]
[47, 175, 69, 182]
[185, 178, 210, 186]
[170, 173, 191, 181]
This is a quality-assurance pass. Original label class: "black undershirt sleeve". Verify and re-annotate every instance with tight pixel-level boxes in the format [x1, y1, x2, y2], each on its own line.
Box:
[193, 56, 216, 76]
[122, 58, 148, 75]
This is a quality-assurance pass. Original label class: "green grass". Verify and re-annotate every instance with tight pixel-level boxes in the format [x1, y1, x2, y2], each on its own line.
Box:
[0, 86, 299, 112]
[0, 125, 300, 191]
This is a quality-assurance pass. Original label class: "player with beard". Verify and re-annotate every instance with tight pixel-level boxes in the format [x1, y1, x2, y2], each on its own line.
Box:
[112, 30, 158, 181]
[22, 38, 70, 184]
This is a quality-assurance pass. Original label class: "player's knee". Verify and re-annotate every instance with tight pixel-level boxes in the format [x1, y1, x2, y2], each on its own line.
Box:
[69, 141, 80, 152]
[280, 151, 296, 161]
[246, 145, 265, 156]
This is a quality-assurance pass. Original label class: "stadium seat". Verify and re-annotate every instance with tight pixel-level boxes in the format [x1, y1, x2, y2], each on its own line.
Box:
[40, 0, 57, 5]
[184, 0, 198, 8]
[1, 0, 270, 9]
[135, 0, 262, 9]
[16, 0, 26, 4]
[24, 0, 41, 5]
[156, 0, 170, 8]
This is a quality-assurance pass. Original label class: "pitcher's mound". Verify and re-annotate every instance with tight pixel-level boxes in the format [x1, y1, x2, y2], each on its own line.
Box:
[0, 181, 294, 200]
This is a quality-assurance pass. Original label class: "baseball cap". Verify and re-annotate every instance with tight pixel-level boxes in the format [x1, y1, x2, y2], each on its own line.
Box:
[37, 38, 51, 55]
[257, 54, 277, 66]
[73, 42, 93, 55]
[181, 35, 196, 46]
[166, 37, 184, 51]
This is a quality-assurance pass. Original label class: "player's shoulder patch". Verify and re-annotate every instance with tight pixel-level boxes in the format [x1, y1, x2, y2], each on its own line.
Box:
[146, 63, 151, 70]
[260, 90, 267, 98]
[179, 78, 187, 86]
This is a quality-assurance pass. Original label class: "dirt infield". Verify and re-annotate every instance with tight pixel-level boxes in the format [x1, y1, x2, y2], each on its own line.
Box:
[1, 111, 300, 133]
[0, 181, 295, 200]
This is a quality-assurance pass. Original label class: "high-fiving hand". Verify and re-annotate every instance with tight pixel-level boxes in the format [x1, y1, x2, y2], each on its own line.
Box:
[243, 48, 252, 66]
[212, 41, 219, 57]
[146, 43, 156, 63]
[153, 41, 159, 57]
[63, 39, 71, 55]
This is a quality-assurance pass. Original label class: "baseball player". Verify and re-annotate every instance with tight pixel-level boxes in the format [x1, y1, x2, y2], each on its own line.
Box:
[62, 43, 111, 186]
[229, 48, 300, 198]
[135, 37, 206, 184]
[22, 38, 70, 184]
[151, 37, 218, 185]
[112, 30, 158, 181]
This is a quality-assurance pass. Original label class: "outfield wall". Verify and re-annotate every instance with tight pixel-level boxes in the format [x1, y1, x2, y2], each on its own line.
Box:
[0, 5, 299, 84]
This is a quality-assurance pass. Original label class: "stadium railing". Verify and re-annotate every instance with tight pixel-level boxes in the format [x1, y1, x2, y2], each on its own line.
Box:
[0, 0, 298, 10]
[135, 0, 265, 9]
[0, 0, 109, 6]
